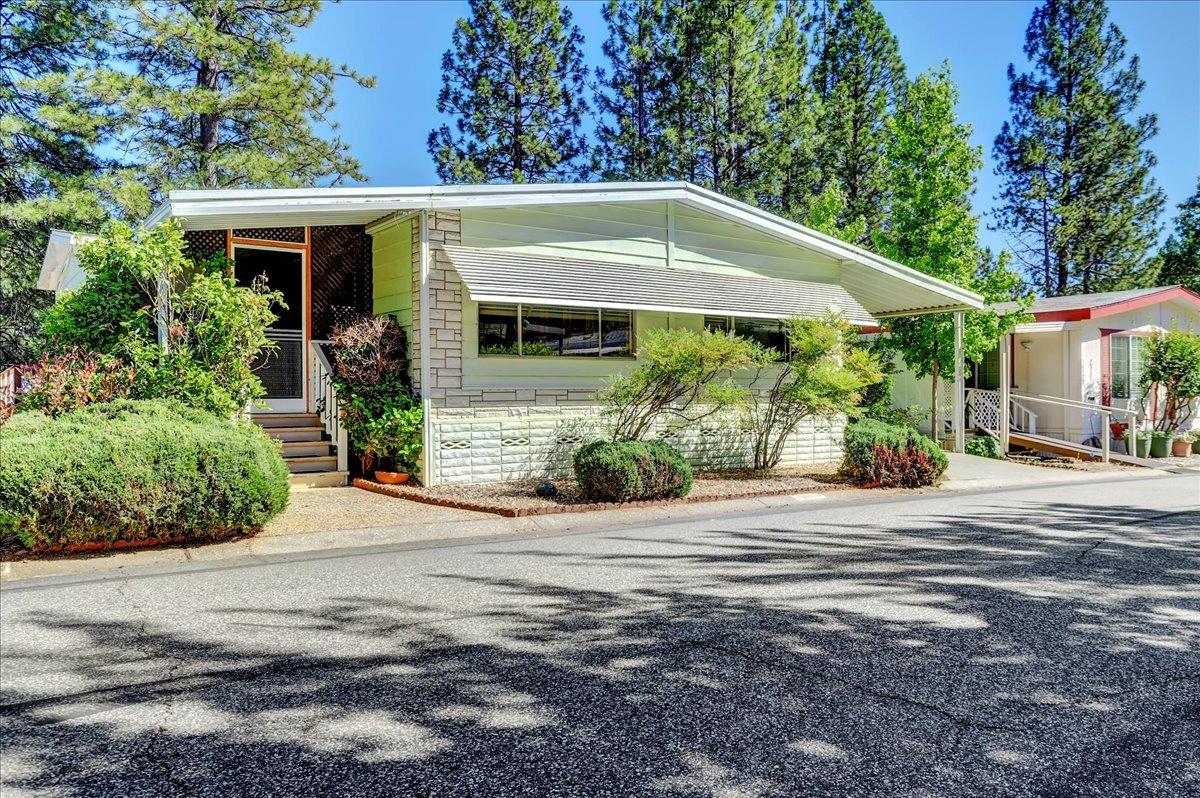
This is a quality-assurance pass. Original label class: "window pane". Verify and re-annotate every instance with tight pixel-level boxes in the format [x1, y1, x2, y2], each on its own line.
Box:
[478, 304, 519, 355]
[977, 345, 1001, 390]
[1130, 336, 1145, 397]
[522, 305, 599, 356]
[705, 316, 731, 334]
[735, 318, 787, 358]
[1112, 336, 1129, 399]
[601, 309, 632, 357]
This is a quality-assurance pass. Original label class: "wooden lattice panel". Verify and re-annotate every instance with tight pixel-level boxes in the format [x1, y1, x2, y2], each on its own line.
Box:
[182, 230, 227, 261]
[232, 226, 305, 243]
[310, 225, 373, 339]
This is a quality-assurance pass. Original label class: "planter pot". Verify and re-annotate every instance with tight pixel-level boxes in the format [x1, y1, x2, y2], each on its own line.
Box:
[1130, 436, 1152, 458]
[374, 470, 410, 485]
[1149, 436, 1171, 458]
[1193, 438, 1200, 454]
[1172, 439, 1193, 457]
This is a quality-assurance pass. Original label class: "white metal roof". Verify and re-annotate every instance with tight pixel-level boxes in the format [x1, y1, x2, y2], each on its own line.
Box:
[147, 182, 983, 317]
[445, 245, 876, 326]
[37, 229, 98, 292]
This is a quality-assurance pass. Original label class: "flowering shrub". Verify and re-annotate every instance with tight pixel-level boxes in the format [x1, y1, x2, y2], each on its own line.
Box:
[16, 349, 138, 417]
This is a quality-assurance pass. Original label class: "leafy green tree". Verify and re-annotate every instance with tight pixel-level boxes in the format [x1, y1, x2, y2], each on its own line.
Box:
[0, 0, 112, 365]
[593, 0, 669, 180]
[810, 0, 904, 241]
[96, 0, 372, 215]
[878, 68, 1027, 439]
[744, 313, 881, 470]
[993, 0, 1163, 296]
[1139, 329, 1200, 432]
[1154, 179, 1200, 295]
[429, 0, 589, 183]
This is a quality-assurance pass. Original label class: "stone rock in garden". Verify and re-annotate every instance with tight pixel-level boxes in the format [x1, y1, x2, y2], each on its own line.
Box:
[535, 480, 558, 498]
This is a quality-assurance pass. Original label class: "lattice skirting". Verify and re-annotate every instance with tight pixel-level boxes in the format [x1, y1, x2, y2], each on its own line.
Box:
[429, 406, 845, 485]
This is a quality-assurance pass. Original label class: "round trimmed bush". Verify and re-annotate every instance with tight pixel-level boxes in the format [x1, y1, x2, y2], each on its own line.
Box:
[573, 439, 693, 503]
[0, 400, 290, 550]
[965, 435, 1003, 460]
[841, 419, 948, 487]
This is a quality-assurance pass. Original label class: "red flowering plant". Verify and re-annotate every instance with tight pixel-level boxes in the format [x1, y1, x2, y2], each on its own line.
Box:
[17, 348, 138, 417]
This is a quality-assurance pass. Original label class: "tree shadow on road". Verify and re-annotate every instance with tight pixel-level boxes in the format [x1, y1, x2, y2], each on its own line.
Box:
[1, 500, 1197, 796]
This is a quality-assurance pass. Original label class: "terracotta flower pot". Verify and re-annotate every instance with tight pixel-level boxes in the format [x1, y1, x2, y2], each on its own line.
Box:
[1171, 439, 1192, 457]
[374, 470, 410, 485]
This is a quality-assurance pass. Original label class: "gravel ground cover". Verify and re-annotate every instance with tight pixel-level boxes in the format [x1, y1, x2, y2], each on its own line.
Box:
[360, 462, 850, 515]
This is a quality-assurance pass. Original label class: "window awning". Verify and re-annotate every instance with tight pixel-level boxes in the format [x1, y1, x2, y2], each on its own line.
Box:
[443, 246, 877, 326]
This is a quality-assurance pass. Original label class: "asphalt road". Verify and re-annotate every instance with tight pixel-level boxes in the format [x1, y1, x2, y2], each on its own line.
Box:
[2, 474, 1198, 797]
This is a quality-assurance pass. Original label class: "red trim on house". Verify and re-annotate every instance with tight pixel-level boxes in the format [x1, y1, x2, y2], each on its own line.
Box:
[1099, 329, 1115, 406]
[1031, 286, 1200, 322]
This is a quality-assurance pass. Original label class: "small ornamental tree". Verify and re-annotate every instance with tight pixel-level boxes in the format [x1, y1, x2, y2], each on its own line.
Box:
[1139, 328, 1200, 432]
[598, 327, 760, 441]
[744, 314, 882, 470]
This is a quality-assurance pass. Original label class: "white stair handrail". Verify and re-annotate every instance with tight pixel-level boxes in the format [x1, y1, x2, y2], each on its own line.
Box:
[309, 340, 349, 474]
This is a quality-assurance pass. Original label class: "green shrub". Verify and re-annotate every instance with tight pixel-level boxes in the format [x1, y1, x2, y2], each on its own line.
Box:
[965, 435, 1003, 460]
[573, 439, 693, 503]
[841, 418, 948, 487]
[0, 400, 290, 550]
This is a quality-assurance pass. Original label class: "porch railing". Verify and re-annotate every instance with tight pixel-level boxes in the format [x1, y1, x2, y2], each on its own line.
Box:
[309, 340, 349, 473]
[0, 366, 21, 413]
[966, 388, 1038, 435]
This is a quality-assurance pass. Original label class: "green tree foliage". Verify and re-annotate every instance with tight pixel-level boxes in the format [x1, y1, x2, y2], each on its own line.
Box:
[993, 0, 1163, 296]
[878, 68, 1027, 437]
[810, 0, 904, 241]
[598, 327, 760, 440]
[1154, 179, 1200, 295]
[1139, 328, 1200, 432]
[0, 0, 112, 365]
[97, 0, 373, 214]
[593, 0, 669, 180]
[38, 221, 282, 417]
[429, 0, 589, 183]
[744, 314, 882, 470]
[761, 0, 820, 217]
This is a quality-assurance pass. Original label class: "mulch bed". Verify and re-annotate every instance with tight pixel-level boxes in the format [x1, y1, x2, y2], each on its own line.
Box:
[355, 465, 853, 517]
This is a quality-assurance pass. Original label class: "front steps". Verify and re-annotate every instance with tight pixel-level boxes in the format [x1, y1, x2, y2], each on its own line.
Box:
[251, 412, 347, 486]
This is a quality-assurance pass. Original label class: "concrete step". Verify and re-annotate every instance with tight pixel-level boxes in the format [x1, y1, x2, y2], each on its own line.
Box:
[252, 413, 322, 429]
[285, 455, 338, 474]
[281, 440, 334, 459]
[289, 471, 348, 489]
[265, 426, 327, 443]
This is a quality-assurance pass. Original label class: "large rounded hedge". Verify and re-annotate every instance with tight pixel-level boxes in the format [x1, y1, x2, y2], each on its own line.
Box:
[0, 400, 290, 550]
[841, 418, 948, 487]
[573, 439, 693, 503]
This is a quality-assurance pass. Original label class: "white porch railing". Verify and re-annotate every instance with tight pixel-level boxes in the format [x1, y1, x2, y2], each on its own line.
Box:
[966, 388, 1038, 435]
[309, 340, 349, 473]
[0, 366, 20, 411]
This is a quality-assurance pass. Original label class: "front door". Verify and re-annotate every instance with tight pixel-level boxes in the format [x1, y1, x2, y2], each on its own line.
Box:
[233, 245, 306, 412]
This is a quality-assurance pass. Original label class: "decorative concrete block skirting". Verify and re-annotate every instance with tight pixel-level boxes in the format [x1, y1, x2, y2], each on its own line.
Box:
[428, 406, 846, 485]
[354, 477, 851, 518]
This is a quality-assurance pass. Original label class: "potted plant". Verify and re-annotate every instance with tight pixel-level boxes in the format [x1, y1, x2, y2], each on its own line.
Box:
[1148, 430, 1172, 458]
[1122, 428, 1151, 458]
[1192, 431, 1200, 455]
[368, 403, 424, 484]
[1171, 433, 1193, 458]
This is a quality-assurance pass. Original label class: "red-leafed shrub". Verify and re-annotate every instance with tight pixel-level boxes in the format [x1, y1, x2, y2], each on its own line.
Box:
[866, 443, 944, 488]
[17, 349, 138, 417]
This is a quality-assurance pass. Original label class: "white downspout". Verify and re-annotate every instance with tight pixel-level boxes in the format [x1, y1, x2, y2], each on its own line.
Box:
[418, 210, 435, 486]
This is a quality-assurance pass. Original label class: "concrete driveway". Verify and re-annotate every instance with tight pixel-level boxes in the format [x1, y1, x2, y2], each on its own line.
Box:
[1, 474, 1197, 796]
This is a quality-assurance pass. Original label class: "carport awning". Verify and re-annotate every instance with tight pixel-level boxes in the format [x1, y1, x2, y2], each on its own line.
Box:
[443, 246, 877, 326]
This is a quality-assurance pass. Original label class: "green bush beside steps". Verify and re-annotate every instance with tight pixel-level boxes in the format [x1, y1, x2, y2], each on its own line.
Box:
[841, 419, 948, 488]
[0, 400, 290, 551]
[573, 439, 693, 503]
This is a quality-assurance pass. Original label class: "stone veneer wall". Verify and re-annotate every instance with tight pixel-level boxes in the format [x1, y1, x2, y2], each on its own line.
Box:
[411, 209, 845, 485]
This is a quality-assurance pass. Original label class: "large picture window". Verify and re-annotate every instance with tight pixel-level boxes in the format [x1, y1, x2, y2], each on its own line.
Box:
[478, 304, 634, 357]
[1111, 335, 1145, 400]
[705, 315, 788, 358]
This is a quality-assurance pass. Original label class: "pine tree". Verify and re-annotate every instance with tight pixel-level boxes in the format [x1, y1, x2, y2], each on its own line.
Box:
[430, 0, 589, 183]
[761, 0, 820, 218]
[879, 68, 1027, 437]
[593, 0, 669, 180]
[97, 0, 373, 215]
[810, 0, 904, 242]
[993, 0, 1163, 296]
[1154, 179, 1200, 295]
[0, 0, 112, 365]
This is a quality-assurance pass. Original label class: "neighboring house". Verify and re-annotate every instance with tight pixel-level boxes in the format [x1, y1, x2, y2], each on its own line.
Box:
[38, 182, 982, 485]
[893, 286, 1200, 451]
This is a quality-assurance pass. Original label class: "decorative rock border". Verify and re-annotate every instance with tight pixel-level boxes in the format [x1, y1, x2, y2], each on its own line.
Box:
[353, 477, 853, 518]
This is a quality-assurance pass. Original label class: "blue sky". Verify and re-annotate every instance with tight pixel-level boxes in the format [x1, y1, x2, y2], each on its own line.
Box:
[295, 0, 1200, 253]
